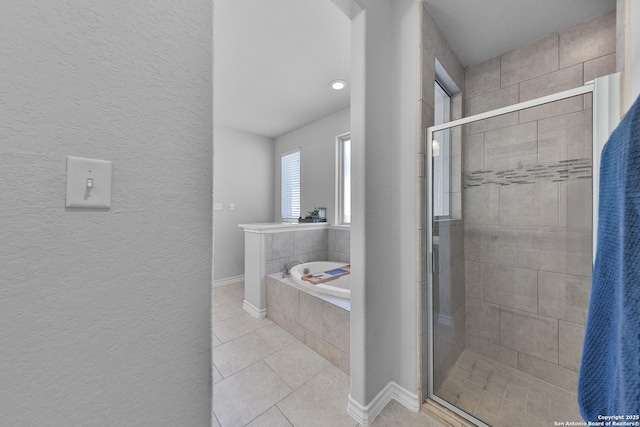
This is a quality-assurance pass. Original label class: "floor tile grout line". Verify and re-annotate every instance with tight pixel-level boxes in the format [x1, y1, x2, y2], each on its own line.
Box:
[214, 332, 279, 380]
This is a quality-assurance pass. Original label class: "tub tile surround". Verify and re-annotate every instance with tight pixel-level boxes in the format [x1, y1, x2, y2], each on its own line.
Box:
[213, 281, 441, 427]
[239, 222, 350, 319]
[459, 9, 615, 391]
[265, 227, 350, 275]
[266, 275, 350, 374]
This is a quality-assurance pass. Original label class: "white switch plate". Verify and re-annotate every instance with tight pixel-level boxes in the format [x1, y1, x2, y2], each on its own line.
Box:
[66, 156, 112, 209]
[214, 203, 223, 211]
[229, 203, 235, 210]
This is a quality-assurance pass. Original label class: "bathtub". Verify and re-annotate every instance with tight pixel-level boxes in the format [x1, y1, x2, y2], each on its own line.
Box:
[290, 261, 350, 299]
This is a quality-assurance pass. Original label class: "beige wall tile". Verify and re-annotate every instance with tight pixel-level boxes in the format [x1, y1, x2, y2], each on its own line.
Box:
[559, 10, 616, 69]
[466, 85, 519, 116]
[466, 335, 518, 368]
[298, 292, 323, 336]
[538, 109, 592, 163]
[266, 278, 299, 321]
[559, 321, 586, 371]
[519, 95, 584, 124]
[463, 133, 484, 172]
[435, 38, 465, 93]
[501, 33, 559, 87]
[518, 353, 578, 392]
[451, 154, 462, 193]
[304, 330, 330, 360]
[500, 307, 559, 363]
[469, 111, 519, 135]
[328, 344, 350, 374]
[422, 50, 436, 108]
[484, 264, 538, 313]
[268, 307, 305, 342]
[322, 302, 350, 353]
[500, 182, 559, 228]
[584, 93, 593, 109]
[452, 93, 463, 121]
[519, 64, 583, 102]
[538, 271, 591, 324]
[421, 100, 435, 131]
[465, 298, 500, 343]
[517, 227, 592, 277]
[465, 224, 520, 267]
[465, 57, 501, 99]
[421, 6, 437, 106]
[465, 261, 484, 300]
[294, 230, 314, 254]
[464, 184, 500, 225]
[464, 224, 482, 262]
[559, 179, 593, 229]
[484, 122, 538, 170]
[272, 231, 295, 259]
[584, 53, 617, 83]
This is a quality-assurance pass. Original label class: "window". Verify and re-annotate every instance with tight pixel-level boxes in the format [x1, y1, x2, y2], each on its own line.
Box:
[337, 133, 351, 224]
[433, 81, 451, 218]
[281, 149, 300, 221]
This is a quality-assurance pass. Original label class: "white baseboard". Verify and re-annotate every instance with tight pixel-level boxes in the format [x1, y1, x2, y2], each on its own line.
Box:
[243, 300, 266, 319]
[213, 275, 245, 288]
[347, 381, 420, 425]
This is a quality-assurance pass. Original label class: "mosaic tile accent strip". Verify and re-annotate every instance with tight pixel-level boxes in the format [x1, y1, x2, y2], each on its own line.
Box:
[464, 158, 592, 188]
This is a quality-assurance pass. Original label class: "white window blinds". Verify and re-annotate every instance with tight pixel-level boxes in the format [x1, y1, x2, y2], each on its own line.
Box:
[281, 149, 300, 221]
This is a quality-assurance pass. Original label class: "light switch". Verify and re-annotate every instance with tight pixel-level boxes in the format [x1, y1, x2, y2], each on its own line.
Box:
[229, 203, 235, 211]
[66, 156, 112, 209]
[214, 203, 223, 211]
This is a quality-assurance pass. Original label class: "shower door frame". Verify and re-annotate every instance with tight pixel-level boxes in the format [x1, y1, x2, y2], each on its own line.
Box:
[424, 75, 620, 426]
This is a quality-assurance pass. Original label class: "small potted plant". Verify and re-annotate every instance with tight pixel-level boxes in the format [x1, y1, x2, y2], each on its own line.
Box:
[299, 207, 326, 223]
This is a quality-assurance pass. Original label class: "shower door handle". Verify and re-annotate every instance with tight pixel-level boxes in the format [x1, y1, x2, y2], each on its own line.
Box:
[429, 251, 435, 274]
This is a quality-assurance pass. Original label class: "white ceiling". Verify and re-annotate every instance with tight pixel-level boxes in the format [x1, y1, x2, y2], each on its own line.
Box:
[214, 0, 616, 139]
[214, 0, 350, 139]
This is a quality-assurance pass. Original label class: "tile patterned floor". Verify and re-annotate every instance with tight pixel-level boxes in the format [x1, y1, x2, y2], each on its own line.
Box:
[212, 281, 447, 427]
[436, 350, 583, 427]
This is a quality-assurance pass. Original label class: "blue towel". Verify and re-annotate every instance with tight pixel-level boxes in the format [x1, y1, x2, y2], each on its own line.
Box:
[578, 93, 640, 421]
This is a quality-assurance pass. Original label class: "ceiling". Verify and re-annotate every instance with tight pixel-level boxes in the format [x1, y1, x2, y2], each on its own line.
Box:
[424, 0, 616, 67]
[214, 0, 350, 139]
[214, 0, 616, 139]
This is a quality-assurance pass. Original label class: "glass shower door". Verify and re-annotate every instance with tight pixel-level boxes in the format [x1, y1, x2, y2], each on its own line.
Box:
[427, 89, 595, 427]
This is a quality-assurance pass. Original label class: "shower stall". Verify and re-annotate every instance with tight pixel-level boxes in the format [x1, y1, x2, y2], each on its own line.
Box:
[425, 75, 620, 426]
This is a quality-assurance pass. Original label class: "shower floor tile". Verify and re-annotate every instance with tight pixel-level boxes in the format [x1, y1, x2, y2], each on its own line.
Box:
[435, 349, 582, 426]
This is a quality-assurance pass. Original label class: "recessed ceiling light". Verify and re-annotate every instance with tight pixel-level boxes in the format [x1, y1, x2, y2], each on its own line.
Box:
[330, 79, 347, 90]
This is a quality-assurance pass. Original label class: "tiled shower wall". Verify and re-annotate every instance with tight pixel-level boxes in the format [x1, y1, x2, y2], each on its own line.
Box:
[462, 10, 616, 391]
[264, 227, 350, 275]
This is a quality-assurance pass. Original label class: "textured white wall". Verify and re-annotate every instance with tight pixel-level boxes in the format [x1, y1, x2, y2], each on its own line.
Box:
[349, 0, 421, 406]
[0, 2, 212, 425]
[274, 107, 350, 224]
[214, 126, 274, 281]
